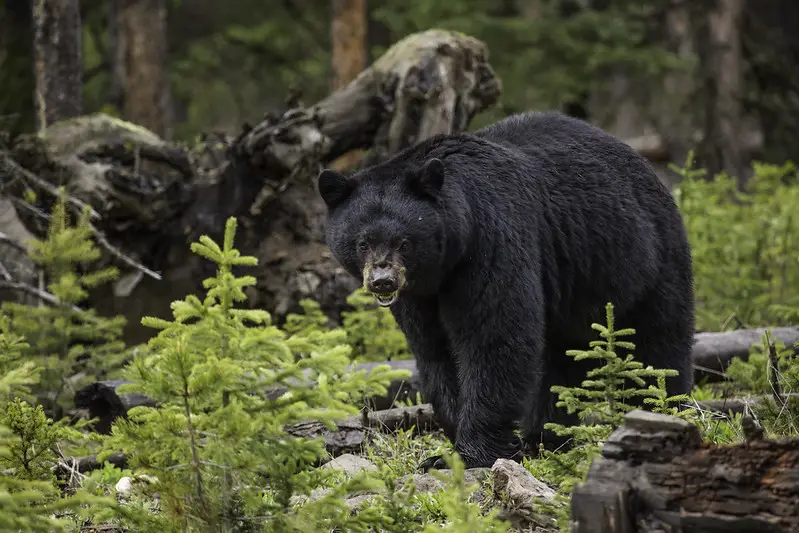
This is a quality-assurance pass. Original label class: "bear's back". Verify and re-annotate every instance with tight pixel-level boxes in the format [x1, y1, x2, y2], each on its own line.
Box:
[471, 111, 670, 206]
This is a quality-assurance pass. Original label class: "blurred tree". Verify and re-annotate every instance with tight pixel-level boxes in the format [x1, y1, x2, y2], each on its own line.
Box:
[742, 0, 799, 166]
[31, 0, 83, 131]
[110, 0, 174, 138]
[696, 0, 746, 186]
[331, 0, 367, 90]
[330, 0, 368, 170]
[0, 0, 35, 133]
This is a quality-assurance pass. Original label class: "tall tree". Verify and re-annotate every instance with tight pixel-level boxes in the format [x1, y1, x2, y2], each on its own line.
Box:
[110, 0, 173, 139]
[31, 0, 83, 131]
[330, 0, 367, 90]
[698, 0, 746, 186]
[329, 0, 367, 170]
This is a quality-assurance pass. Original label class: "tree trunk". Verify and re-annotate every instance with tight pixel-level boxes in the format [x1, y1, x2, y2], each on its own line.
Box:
[111, 0, 173, 139]
[570, 410, 799, 532]
[31, 0, 83, 131]
[329, 0, 368, 171]
[697, 0, 747, 186]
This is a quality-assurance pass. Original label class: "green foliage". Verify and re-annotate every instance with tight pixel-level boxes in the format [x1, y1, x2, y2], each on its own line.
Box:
[0, 313, 39, 400]
[420, 453, 507, 533]
[373, 0, 682, 128]
[284, 289, 411, 363]
[724, 331, 799, 437]
[549, 303, 687, 429]
[673, 154, 799, 331]
[97, 217, 410, 531]
[0, 192, 129, 416]
[0, 399, 62, 483]
[342, 288, 411, 362]
[0, 312, 111, 532]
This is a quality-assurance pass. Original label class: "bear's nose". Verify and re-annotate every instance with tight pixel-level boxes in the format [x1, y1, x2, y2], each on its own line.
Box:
[371, 276, 397, 294]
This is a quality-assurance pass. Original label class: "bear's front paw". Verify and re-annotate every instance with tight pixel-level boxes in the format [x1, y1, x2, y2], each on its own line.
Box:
[418, 454, 449, 472]
[454, 433, 524, 468]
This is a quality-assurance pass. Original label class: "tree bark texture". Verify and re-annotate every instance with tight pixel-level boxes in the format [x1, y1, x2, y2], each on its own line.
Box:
[331, 0, 367, 91]
[0, 29, 501, 344]
[329, 0, 368, 170]
[570, 410, 799, 532]
[111, 0, 174, 139]
[32, 0, 83, 131]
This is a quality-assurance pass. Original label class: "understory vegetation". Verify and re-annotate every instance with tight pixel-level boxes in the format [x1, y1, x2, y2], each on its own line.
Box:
[0, 156, 798, 532]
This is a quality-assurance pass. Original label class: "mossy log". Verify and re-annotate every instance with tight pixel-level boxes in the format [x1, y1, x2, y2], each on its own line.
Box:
[0, 29, 500, 343]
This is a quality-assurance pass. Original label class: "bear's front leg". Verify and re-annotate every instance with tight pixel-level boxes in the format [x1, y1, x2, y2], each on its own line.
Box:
[390, 297, 461, 442]
[439, 286, 544, 469]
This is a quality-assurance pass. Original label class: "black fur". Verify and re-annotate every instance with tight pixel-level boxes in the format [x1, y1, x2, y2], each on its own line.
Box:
[318, 111, 695, 469]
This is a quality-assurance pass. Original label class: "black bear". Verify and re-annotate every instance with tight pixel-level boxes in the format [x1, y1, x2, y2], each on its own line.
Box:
[317, 111, 695, 470]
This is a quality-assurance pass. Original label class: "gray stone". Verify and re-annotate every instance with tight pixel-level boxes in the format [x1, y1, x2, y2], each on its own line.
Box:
[321, 453, 378, 476]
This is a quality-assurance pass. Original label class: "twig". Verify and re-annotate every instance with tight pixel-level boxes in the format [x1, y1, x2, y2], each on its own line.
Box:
[766, 332, 783, 403]
[0, 151, 100, 220]
[87, 221, 162, 281]
[0, 280, 83, 312]
[5, 189, 161, 281]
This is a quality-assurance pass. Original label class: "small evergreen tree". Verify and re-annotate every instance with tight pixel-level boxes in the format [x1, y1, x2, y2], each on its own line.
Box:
[0, 311, 110, 532]
[528, 302, 689, 532]
[97, 217, 410, 532]
[1, 191, 129, 418]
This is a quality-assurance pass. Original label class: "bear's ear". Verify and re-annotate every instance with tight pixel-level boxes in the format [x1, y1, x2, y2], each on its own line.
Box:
[318, 169, 354, 209]
[408, 158, 445, 199]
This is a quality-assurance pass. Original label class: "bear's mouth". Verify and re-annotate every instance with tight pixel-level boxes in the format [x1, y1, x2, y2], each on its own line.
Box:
[372, 291, 399, 307]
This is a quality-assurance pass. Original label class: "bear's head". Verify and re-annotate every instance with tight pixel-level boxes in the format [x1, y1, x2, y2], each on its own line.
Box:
[317, 158, 448, 307]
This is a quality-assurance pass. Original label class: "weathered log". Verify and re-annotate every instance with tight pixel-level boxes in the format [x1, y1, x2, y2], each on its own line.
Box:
[570, 410, 799, 532]
[693, 326, 799, 380]
[0, 29, 501, 345]
[693, 393, 799, 416]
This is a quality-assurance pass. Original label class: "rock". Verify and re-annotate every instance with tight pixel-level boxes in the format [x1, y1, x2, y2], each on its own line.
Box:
[490, 459, 559, 531]
[400, 467, 491, 495]
[321, 453, 378, 476]
[114, 476, 132, 495]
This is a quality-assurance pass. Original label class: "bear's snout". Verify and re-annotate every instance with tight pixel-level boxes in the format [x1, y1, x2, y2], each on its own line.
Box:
[369, 266, 398, 294]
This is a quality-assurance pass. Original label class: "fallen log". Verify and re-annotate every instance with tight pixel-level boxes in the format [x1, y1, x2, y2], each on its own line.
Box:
[569, 409, 799, 532]
[54, 403, 436, 479]
[692, 326, 799, 380]
[73, 326, 799, 432]
[0, 29, 501, 344]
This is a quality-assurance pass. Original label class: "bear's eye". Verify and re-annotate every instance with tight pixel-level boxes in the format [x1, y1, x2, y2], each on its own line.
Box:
[357, 241, 369, 254]
[399, 240, 411, 253]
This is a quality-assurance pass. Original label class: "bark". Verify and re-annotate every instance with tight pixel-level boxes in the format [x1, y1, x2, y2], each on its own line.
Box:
[697, 0, 747, 186]
[111, 0, 173, 139]
[331, 0, 367, 91]
[31, 0, 83, 131]
[570, 410, 799, 532]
